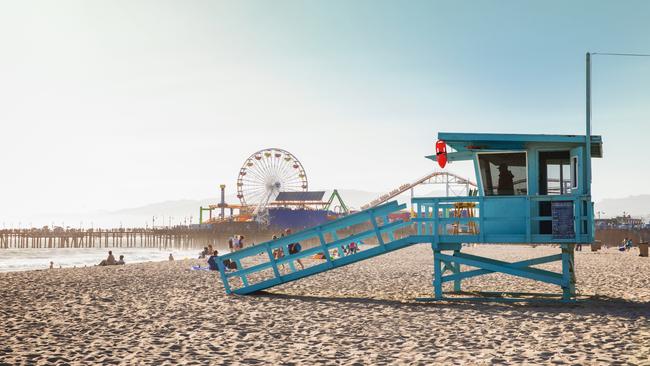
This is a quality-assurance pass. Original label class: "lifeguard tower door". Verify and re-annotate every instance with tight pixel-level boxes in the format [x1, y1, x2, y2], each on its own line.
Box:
[538, 150, 572, 234]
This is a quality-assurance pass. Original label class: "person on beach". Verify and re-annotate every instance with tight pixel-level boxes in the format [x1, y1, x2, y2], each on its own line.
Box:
[497, 164, 515, 195]
[99, 251, 117, 266]
[169, 253, 174, 261]
[271, 235, 286, 269]
[626, 238, 633, 251]
[199, 247, 208, 259]
[49, 261, 54, 269]
[228, 238, 234, 252]
[207, 250, 220, 271]
[348, 241, 359, 254]
[285, 229, 304, 270]
[239, 235, 246, 250]
[207, 250, 236, 271]
[117, 255, 125, 265]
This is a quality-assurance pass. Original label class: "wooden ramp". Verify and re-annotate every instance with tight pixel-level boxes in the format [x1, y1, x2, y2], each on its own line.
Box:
[216, 201, 418, 295]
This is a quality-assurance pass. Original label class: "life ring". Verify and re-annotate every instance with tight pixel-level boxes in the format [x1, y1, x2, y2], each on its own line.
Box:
[436, 140, 447, 168]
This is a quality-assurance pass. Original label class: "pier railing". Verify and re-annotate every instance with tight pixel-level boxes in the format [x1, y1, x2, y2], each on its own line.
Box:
[0, 227, 219, 250]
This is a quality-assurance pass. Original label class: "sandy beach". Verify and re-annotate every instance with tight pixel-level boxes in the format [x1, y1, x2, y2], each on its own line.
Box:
[1, 245, 649, 365]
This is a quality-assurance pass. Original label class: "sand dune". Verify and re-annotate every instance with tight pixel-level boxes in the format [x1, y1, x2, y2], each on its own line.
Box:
[1, 245, 649, 365]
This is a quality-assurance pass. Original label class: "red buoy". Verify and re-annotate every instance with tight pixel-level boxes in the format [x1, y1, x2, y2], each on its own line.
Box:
[436, 140, 447, 168]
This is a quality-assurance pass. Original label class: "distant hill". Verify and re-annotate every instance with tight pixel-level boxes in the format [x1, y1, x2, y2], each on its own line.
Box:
[18, 188, 645, 229]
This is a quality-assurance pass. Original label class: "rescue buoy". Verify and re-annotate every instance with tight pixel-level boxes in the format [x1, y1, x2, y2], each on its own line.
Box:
[436, 140, 447, 168]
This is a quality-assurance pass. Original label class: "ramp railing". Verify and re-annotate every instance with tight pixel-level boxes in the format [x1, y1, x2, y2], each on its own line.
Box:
[217, 201, 413, 294]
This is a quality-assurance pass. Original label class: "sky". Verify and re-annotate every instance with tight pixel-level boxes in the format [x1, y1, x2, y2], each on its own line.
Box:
[1, 0, 649, 222]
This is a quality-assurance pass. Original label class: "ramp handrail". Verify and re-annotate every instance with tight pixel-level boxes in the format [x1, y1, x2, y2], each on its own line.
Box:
[217, 201, 411, 294]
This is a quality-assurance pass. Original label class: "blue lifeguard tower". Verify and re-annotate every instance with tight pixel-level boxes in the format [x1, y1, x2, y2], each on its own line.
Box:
[215, 131, 602, 301]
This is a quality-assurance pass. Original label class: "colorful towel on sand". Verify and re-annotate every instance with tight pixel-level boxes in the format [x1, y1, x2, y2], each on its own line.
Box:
[190, 265, 211, 271]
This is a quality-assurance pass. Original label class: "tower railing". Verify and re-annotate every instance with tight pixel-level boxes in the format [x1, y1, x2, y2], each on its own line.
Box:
[411, 194, 593, 244]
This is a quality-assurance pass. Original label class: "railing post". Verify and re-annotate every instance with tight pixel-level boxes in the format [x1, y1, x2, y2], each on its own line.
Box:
[525, 197, 532, 242]
[479, 196, 485, 242]
[265, 243, 282, 279]
[416, 202, 422, 235]
[317, 230, 334, 268]
[433, 202, 439, 243]
[432, 243, 443, 299]
[370, 211, 385, 246]
[217, 259, 232, 294]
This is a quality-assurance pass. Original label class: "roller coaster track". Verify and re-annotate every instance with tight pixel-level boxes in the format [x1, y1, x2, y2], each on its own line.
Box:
[360, 172, 477, 210]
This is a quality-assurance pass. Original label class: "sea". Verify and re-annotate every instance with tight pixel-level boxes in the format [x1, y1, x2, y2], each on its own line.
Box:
[0, 247, 206, 272]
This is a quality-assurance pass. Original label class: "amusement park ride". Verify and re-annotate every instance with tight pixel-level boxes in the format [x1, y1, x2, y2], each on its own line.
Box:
[214, 55, 603, 302]
[199, 147, 475, 227]
[199, 148, 350, 227]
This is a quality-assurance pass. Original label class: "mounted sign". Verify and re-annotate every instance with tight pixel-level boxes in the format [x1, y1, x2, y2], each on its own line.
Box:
[552, 201, 575, 239]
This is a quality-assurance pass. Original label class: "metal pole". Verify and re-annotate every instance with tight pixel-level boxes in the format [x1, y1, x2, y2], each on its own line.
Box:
[585, 52, 592, 196]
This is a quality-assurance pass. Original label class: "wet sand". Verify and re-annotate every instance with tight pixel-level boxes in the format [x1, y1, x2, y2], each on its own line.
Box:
[1, 245, 649, 365]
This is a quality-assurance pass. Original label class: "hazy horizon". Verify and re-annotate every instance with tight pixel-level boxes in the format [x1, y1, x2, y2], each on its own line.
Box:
[1, 1, 649, 221]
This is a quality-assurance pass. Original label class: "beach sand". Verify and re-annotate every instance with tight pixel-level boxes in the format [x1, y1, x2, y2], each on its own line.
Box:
[1, 245, 649, 365]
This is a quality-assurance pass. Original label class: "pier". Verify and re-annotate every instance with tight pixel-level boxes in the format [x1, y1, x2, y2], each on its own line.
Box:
[0, 227, 217, 250]
[0, 221, 300, 251]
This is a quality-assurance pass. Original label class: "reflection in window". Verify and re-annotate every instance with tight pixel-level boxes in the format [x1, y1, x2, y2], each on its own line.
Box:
[478, 153, 527, 196]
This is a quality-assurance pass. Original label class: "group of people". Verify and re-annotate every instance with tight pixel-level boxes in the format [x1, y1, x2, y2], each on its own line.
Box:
[201, 229, 306, 272]
[618, 237, 634, 252]
[271, 228, 304, 270]
[228, 235, 246, 252]
[98, 250, 125, 266]
[199, 243, 236, 271]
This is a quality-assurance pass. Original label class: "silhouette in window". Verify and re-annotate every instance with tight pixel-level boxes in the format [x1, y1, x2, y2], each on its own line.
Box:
[498, 164, 514, 195]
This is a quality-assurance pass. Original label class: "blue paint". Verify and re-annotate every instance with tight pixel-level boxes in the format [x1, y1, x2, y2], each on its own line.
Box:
[215, 132, 600, 302]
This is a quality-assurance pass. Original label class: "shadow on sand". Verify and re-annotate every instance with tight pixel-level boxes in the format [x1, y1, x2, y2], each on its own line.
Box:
[253, 291, 650, 319]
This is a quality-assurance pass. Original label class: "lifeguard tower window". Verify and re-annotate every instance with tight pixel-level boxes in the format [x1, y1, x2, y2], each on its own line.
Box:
[477, 152, 527, 196]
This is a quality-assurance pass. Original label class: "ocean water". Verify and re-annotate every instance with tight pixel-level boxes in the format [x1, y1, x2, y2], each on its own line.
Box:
[0, 248, 208, 272]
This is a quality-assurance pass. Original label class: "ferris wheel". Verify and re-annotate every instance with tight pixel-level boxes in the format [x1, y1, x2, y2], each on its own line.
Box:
[236, 148, 308, 216]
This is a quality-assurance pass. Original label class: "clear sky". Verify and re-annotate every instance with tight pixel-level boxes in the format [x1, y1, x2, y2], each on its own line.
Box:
[1, 0, 649, 219]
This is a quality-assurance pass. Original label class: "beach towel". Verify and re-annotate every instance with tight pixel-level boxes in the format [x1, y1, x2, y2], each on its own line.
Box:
[191, 265, 211, 271]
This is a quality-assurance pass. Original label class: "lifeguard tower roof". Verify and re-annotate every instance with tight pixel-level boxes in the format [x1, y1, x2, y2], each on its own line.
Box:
[428, 132, 602, 160]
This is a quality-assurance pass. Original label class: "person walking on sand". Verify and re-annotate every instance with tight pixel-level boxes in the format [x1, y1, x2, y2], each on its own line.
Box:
[49, 261, 54, 269]
[169, 253, 174, 261]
